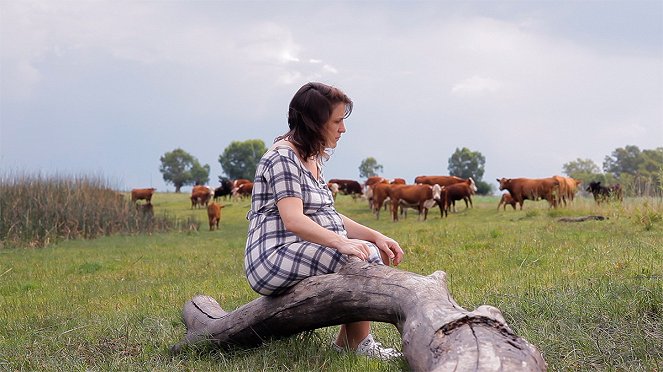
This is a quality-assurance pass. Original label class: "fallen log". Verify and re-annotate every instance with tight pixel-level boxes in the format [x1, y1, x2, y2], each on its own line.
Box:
[171, 260, 546, 371]
[557, 215, 606, 222]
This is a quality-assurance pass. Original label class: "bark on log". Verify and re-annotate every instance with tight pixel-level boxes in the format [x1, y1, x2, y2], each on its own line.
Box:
[171, 260, 547, 371]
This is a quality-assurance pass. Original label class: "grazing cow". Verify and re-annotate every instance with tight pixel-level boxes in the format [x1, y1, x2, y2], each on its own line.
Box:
[497, 192, 517, 211]
[207, 202, 225, 231]
[389, 184, 443, 221]
[586, 181, 623, 204]
[131, 188, 156, 204]
[214, 178, 234, 201]
[191, 185, 213, 209]
[327, 179, 363, 198]
[496, 177, 560, 209]
[233, 182, 254, 199]
[327, 182, 340, 201]
[442, 182, 475, 214]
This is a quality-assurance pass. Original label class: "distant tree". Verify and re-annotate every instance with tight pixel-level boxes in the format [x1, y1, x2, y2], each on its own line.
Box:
[159, 148, 210, 193]
[218, 139, 267, 180]
[448, 147, 485, 181]
[603, 145, 643, 177]
[358, 157, 383, 179]
[563, 158, 601, 178]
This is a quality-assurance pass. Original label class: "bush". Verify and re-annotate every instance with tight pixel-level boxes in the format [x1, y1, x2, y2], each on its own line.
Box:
[0, 173, 175, 248]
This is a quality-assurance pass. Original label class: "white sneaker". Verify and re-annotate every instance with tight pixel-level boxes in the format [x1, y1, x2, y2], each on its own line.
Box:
[334, 334, 402, 361]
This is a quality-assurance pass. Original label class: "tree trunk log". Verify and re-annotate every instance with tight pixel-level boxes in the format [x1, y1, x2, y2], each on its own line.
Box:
[171, 260, 546, 371]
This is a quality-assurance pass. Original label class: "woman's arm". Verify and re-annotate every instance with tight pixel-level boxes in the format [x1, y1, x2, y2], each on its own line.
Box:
[341, 214, 404, 266]
[277, 197, 373, 261]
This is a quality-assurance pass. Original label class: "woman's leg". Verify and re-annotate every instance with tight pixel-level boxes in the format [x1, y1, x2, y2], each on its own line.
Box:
[335, 321, 370, 349]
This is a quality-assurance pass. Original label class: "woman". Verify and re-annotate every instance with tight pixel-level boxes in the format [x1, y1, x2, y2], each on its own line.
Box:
[245, 82, 404, 360]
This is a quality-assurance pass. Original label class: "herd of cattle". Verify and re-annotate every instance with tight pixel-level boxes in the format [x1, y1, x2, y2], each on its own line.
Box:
[127, 175, 624, 227]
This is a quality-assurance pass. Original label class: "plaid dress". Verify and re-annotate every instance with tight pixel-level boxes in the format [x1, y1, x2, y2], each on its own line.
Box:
[245, 146, 383, 296]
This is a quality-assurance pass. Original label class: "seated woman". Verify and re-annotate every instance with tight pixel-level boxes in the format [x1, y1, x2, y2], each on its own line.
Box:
[245, 82, 404, 360]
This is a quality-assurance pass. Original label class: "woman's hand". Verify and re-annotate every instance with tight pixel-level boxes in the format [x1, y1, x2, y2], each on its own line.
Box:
[334, 238, 373, 261]
[373, 234, 404, 266]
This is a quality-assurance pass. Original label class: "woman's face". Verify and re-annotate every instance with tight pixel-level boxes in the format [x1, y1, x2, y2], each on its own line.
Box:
[323, 103, 347, 149]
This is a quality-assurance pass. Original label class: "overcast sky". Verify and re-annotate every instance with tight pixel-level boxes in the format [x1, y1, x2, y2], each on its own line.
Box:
[2, 0, 662, 192]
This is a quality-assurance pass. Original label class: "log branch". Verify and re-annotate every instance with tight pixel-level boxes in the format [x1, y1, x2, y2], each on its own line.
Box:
[171, 260, 546, 371]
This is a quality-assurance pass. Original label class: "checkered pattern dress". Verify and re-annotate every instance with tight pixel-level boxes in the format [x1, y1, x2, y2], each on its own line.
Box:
[245, 146, 383, 296]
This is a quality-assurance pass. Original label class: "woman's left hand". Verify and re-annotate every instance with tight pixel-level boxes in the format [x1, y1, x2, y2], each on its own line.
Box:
[373, 235, 404, 266]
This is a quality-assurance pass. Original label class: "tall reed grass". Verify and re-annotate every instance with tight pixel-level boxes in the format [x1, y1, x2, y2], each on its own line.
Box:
[0, 172, 176, 248]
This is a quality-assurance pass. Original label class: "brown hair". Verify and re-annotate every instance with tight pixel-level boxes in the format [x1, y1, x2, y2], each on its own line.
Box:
[276, 82, 353, 160]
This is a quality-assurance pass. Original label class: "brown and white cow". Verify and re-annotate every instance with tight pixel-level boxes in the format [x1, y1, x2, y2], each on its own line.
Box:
[497, 192, 517, 211]
[414, 175, 472, 188]
[497, 177, 560, 209]
[327, 182, 340, 201]
[191, 185, 213, 209]
[389, 184, 443, 221]
[442, 182, 475, 214]
[207, 202, 225, 231]
[233, 181, 254, 200]
[370, 183, 396, 219]
[131, 188, 156, 204]
[327, 179, 363, 199]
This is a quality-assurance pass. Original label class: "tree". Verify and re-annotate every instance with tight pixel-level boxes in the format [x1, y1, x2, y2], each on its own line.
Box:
[562, 158, 601, 177]
[159, 148, 210, 193]
[358, 157, 383, 179]
[603, 145, 643, 177]
[218, 139, 267, 180]
[447, 147, 485, 181]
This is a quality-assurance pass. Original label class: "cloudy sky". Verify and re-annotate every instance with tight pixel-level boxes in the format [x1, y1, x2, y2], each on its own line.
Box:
[2, 1, 661, 192]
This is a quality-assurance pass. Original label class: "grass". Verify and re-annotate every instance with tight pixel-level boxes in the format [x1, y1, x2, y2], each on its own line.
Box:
[1, 192, 661, 371]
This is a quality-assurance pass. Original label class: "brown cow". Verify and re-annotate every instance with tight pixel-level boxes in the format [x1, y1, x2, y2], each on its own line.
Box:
[191, 185, 213, 209]
[233, 182, 254, 199]
[327, 182, 340, 201]
[442, 182, 475, 214]
[389, 178, 407, 185]
[207, 202, 225, 231]
[370, 183, 396, 219]
[131, 188, 156, 204]
[415, 175, 470, 187]
[563, 177, 582, 205]
[389, 184, 443, 221]
[497, 177, 560, 209]
[497, 192, 517, 211]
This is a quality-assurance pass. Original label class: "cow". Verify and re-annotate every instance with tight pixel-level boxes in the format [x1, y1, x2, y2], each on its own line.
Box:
[327, 182, 340, 201]
[191, 185, 213, 209]
[327, 179, 363, 199]
[233, 181, 254, 200]
[563, 177, 583, 204]
[496, 177, 560, 209]
[442, 182, 475, 214]
[131, 188, 156, 204]
[389, 178, 407, 185]
[214, 178, 234, 201]
[370, 183, 396, 219]
[586, 181, 623, 204]
[207, 202, 225, 231]
[414, 175, 472, 188]
[497, 192, 517, 211]
[389, 184, 443, 221]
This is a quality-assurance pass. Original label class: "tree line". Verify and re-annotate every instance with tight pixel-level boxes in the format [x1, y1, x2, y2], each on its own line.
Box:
[159, 141, 662, 196]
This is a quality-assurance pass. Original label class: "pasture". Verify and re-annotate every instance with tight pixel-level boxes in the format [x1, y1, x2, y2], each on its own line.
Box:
[1, 191, 661, 371]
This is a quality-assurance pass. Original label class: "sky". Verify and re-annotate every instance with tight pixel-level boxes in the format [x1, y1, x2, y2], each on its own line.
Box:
[1, 0, 662, 193]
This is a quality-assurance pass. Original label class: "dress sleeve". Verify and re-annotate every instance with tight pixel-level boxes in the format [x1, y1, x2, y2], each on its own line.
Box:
[264, 151, 303, 202]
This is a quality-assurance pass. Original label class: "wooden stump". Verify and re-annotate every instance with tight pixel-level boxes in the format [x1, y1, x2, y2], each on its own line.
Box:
[171, 260, 546, 371]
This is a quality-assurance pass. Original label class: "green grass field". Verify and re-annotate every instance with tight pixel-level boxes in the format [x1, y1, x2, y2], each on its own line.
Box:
[1, 192, 661, 371]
